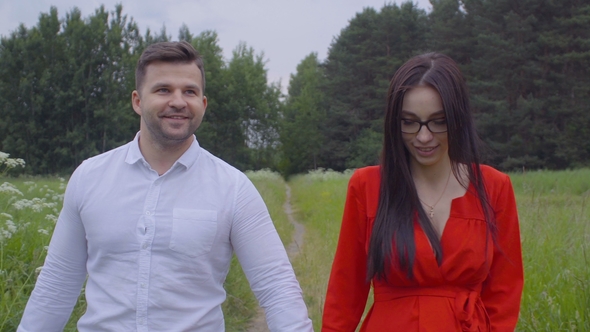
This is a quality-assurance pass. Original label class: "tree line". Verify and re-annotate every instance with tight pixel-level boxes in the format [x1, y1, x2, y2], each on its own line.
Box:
[1, 1, 589, 176]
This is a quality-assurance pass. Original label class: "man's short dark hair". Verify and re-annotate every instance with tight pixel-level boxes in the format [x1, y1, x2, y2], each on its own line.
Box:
[135, 41, 206, 94]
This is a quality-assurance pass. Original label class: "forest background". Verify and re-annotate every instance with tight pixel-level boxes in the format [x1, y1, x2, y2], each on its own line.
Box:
[1, 0, 590, 176]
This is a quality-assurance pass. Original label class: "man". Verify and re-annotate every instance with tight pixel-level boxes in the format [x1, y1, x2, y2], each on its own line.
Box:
[18, 41, 312, 331]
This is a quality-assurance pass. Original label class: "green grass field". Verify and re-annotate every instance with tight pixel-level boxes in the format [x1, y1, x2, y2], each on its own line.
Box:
[2, 168, 589, 331]
[289, 168, 590, 331]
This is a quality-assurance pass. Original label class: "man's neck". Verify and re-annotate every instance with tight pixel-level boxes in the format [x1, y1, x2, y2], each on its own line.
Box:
[138, 134, 192, 175]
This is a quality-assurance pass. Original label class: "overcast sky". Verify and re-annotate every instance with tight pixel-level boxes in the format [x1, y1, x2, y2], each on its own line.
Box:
[0, 0, 432, 92]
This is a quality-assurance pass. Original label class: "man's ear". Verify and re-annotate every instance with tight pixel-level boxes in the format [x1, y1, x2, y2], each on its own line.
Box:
[132, 90, 142, 116]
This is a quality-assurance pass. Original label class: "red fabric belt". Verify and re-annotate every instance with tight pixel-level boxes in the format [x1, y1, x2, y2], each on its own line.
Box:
[373, 286, 490, 332]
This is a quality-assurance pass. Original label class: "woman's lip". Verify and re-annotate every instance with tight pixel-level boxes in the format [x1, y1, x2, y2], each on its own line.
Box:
[415, 146, 437, 151]
[414, 145, 438, 156]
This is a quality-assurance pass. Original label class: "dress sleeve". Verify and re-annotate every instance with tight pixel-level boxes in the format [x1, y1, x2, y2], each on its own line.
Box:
[480, 174, 524, 332]
[18, 164, 89, 332]
[230, 174, 312, 332]
[322, 171, 371, 331]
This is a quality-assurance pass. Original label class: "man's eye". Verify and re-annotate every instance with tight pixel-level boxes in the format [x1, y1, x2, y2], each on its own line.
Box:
[185, 90, 197, 95]
[156, 88, 169, 93]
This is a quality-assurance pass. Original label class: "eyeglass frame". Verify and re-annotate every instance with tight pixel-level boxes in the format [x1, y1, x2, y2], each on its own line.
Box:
[400, 118, 448, 134]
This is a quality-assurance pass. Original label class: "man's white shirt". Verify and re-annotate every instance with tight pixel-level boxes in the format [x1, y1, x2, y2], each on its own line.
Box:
[18, 134, 312, 331]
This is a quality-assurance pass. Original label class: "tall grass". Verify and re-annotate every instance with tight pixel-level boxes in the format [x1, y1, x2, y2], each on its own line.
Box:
[0, 169, 293, 332]
[290, 168, 590, 331]
[511, 169, 590, 331]
[6, 166, 588, 331]
[0, 177, 68, 331]
[223, 169, 295, 331]
[288, 169, 355, 331]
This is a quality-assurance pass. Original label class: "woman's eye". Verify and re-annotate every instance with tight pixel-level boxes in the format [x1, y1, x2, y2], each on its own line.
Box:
[401, 119, 415, 125]
[433, 118, 447, 125]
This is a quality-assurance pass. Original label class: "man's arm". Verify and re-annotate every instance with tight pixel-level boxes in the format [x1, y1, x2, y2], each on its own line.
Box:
[230, 174, 313, 331]
[18, 166, 89, 332]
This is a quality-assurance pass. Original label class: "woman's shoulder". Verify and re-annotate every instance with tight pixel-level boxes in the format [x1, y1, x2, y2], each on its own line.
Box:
[350, 165, 381, 185]
[478, 164, 513, 196]
[479, 164, 510, 182]
[353, 165, 380, 178]
[348, 166, 381, 195]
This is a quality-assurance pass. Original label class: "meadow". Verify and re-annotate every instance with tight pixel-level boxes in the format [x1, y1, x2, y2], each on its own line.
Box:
[288, 168, 590, 331]
[1, 165, 589, 331]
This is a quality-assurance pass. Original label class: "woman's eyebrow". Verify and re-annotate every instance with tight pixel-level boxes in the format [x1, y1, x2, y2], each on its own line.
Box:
[400, 110, 445, 117]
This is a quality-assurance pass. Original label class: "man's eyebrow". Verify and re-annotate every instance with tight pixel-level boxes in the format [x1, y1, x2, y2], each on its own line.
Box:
[150, 82, 202, 93]
[184, 84, 202, 92]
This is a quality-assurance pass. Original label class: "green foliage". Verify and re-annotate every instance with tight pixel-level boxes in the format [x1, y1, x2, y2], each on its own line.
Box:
[463, 0, 590, 170]
[320, 2, 428, 170]
[3, 1, 590, 174]
[0, 5, 142, 175]
[279, 53, 327, 177]
[0, 5, 281, 175]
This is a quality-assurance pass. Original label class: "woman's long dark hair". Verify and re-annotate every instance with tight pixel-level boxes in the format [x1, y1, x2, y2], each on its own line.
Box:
[367, 53, 496, 280]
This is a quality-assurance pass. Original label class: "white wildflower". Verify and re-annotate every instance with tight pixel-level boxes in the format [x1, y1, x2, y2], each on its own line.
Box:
[12, 199, 29, 210]
[4, 158, 25, 168]
[0, 212, 12, 219]
[0, 152, 8, 163]
[35, 266, 43, 274]
[245, 168, 282, 181]
[37, 229, 49, 235]
[1, 229, 12, 240]
[45, 214, 58, 223]
[5, 220, 16, 233]
[0, 182, 24, 196]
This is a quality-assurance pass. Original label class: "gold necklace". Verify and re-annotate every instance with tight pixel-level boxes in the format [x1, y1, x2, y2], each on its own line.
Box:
[418, 170, 452, 219]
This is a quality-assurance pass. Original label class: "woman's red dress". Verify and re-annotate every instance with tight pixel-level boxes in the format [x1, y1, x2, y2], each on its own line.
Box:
[322, 165, 523, 332]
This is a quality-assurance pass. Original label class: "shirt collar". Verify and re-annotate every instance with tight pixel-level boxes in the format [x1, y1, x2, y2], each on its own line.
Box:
[125, 132, 201, 170]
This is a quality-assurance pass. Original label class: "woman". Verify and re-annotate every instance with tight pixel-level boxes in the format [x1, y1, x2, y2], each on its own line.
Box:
[322, 53, 523, 331]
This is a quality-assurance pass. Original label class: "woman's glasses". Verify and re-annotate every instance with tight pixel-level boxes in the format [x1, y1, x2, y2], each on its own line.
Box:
[400, 118, 448, 134]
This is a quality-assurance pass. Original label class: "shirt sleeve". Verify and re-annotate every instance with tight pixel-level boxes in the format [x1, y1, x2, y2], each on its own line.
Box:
[230, 174, 313, 332]
[480, 174, 524, 332]
[322, 170, 371, 331]
[18, 165, 89, 332]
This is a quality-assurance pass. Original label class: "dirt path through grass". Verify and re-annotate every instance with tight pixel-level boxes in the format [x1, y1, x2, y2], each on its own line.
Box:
[247, 183, 305, 332]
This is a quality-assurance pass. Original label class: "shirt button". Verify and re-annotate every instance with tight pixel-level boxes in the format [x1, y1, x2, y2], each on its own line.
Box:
[145, 211, 151, 215]
[141, 283, 146, 288]
[142, 243, 148, 249]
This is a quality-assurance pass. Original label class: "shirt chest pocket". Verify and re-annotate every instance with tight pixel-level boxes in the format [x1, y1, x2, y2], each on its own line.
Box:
[169, 209, 218, 257]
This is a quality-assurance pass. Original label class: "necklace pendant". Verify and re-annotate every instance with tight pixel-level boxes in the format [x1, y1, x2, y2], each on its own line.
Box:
[429, 209, 434, 218]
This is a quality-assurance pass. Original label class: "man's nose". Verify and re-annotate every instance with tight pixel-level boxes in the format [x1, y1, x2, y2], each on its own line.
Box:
[169, 90, 187, 109]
